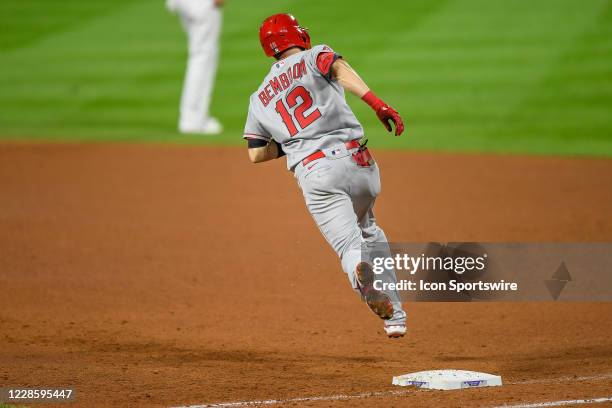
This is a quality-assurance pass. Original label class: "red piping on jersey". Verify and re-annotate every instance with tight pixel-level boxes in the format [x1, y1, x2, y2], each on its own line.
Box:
[244, 133, 270, 140]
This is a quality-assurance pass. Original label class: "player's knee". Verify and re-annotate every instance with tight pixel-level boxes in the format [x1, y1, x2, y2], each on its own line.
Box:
[336, 230, 362, 259]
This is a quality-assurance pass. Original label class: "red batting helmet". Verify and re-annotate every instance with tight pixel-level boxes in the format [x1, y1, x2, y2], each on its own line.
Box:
[259, 13, 311, 57]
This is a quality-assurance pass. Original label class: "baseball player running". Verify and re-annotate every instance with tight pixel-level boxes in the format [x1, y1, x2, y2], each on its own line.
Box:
[244, 14, 407, 338]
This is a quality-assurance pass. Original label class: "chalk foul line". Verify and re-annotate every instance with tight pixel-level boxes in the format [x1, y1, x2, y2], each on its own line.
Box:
[171, 372, 612, 408]
[491, 396, 612, 408]
[172, 390, 415, 408]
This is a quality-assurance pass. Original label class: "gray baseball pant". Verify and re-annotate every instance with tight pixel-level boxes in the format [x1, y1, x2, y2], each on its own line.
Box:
[294, 144, 406, 327]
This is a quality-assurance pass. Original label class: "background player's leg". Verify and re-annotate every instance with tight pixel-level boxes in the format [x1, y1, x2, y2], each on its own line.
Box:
[178, 4, 221, 132]
[195, 7, 221, 128]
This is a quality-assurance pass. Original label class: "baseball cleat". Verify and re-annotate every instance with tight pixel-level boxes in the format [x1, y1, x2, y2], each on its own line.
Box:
[355, 262, 394, 320]
[179, 117, 223, 135]
[384, 324, 407, 338]
[202, 117, 223, 134]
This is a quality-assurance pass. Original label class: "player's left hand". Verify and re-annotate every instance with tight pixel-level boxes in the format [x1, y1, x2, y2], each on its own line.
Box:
[376, 105, 404, 136]
[362, 91, 405, 136]
[214, 0, 225, 7]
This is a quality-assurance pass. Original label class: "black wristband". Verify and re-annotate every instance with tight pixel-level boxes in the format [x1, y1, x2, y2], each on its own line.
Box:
[247, 138, 268, 149]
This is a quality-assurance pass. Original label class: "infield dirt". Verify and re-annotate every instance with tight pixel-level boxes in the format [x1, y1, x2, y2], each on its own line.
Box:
[1, 143, 611, 407]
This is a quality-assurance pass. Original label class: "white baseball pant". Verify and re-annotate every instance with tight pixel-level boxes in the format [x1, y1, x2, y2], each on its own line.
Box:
[167, 0, 222, 130]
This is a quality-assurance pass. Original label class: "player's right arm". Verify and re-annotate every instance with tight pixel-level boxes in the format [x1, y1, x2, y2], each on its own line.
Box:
[243, 100, 285, 163]
[330, 58, 405, 136]
[247, 139, 284, 163]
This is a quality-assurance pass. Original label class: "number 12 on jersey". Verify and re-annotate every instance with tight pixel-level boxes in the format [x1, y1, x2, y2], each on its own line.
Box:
[275, 86, 322, 137]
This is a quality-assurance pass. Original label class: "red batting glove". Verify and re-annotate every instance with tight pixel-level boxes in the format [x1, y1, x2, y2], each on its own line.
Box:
[362, 91, 404, 136]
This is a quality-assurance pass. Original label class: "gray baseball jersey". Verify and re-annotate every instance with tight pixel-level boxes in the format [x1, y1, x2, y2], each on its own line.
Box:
[243, 44, 364, 170]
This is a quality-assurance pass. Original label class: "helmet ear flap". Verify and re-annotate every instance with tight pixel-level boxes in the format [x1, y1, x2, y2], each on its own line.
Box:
[302, 30, 312, 49]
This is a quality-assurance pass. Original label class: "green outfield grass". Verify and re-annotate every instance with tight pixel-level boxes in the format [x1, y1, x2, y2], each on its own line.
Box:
[0, 0, 611, 156]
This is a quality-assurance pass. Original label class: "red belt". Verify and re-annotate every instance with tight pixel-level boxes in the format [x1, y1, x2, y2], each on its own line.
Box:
[302, 140, 361, 166]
